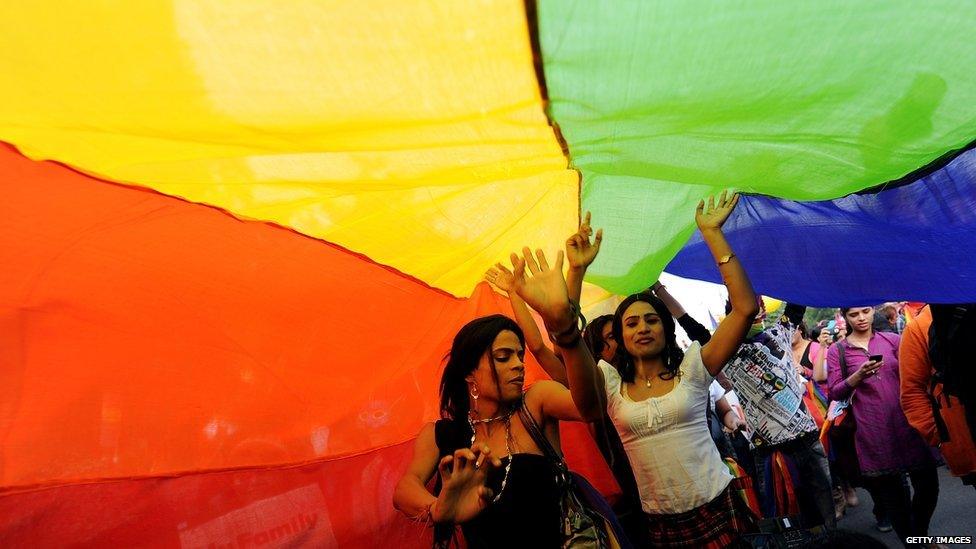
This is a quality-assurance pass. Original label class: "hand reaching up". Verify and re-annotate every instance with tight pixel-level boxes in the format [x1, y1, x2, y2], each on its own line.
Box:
[696, 191, 740, 232]
[565, 211, 603, 271]
[509, 248, 574, 334]
[484, 263, 515, 293]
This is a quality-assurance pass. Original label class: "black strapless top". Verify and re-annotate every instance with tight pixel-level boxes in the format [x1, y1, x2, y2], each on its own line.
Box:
[434, 420, 562, 548]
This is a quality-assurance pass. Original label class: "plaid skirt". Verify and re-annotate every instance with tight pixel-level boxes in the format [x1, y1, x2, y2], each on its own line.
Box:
[645, 483, 757, 548]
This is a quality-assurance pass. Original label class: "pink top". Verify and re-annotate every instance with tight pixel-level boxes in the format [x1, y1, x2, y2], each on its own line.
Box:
[826, 332, 940, 475]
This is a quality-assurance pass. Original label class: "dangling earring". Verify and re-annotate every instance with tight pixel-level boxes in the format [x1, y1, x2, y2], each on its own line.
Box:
[469, 382, 480, 418]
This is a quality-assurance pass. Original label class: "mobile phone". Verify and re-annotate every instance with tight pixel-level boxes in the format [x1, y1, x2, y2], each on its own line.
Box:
[869, 354, 883, 362]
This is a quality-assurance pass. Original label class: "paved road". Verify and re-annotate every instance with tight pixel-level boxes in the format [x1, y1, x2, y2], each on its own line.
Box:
[836, 466, 975, 547]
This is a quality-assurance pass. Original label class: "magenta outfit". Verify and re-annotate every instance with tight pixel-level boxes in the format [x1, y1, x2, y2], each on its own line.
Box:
[826, 332, 940, 476]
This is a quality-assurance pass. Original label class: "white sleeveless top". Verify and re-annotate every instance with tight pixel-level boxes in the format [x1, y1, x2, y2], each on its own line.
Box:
[598, 342, 732, 514]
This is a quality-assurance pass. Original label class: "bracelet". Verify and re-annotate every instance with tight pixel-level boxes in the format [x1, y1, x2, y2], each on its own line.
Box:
[412, 500, 436, 527]
[717, 252, 735, 266]
[550, 326, 582, 348]
[547, 300, 587, 347]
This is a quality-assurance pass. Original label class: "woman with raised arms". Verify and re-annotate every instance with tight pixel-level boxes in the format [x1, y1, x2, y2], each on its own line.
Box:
[512, 192, 761, 548]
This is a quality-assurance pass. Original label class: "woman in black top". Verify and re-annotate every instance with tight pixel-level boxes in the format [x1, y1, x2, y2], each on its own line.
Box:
[393, 226, 608, 547]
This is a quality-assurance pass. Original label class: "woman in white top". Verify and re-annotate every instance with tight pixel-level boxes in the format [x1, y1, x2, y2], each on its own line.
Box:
[510, 192, 759, 548]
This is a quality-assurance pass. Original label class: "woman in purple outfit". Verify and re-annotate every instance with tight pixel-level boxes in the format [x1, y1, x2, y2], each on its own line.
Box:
[827, 306, 941, 545]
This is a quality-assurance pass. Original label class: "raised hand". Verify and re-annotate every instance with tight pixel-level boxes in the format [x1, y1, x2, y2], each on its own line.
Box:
[510, 247, 573, 333]
[565, 211, 603, 270]
[432, 445, 501, 524]
[696, 191, 740, 232]
[484, 263, 516, 293]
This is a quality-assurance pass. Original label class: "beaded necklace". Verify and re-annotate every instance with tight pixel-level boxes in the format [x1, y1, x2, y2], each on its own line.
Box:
[467, 407, 515, 504]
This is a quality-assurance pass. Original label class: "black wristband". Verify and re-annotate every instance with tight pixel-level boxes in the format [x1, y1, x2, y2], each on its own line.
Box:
[552, 329, 582, 348]
[547, 300, 586, 347]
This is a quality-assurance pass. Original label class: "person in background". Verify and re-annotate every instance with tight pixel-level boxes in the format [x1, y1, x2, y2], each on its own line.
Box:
[827, 306, 942, 545]
[794, 322, 830, 393]
[873, 302, 903, 334]
[809, 324, 860, 520]
[900, 304, 976, 490]
[583, 314, 617, 365]
[650, 280, 714, 345]
[709, 379, 748, 459]
[721, 302, 836, 529]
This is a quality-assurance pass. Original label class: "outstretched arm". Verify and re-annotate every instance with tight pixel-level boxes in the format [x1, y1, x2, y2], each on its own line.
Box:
[653, 281, 713, 345]
[697, 192, 760, 375]
[485, 264, 567, 384]
[651, 280, 686, 317]
[510, 247, 607, 422]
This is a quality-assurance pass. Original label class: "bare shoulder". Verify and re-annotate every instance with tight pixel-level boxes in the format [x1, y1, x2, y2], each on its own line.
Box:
[414, 421, 437, 447]
[525, 379, 587, 424]
[525, 379, 567, 401]
[524, 380, 564, 414]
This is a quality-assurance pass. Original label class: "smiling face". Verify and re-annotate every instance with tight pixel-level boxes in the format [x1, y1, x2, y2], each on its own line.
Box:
[467, 330, 525, 405]
[844, 307, 874, 335]
[621, 300, 666, 360]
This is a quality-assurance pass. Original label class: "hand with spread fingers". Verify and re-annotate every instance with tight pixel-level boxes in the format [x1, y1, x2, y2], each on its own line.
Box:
[484, 263, 516, 293]
[485, 259, 570, 383]
[696, 190, 740, 232]
[431, 444, 501, 524]
[565, 211, 603, 271]
[509, 247, 573, 334]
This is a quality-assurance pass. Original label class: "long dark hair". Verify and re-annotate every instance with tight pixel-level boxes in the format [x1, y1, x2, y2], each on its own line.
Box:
[439, 315, 523, 424]
[583, 314, 614, 361]
[611, 292, 684, 383]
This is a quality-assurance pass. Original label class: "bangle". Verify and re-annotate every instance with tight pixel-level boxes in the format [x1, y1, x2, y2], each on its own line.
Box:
[550, 326, 582, 348]
[411, 500, 436, 526]
[717, 252, 735, 266]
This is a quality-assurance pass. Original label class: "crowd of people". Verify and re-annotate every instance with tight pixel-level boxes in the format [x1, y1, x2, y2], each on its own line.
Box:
[392, 194, 975, 548]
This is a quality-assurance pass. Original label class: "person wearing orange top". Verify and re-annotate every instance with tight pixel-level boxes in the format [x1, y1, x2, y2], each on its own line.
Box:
[899, 305, 976, 489]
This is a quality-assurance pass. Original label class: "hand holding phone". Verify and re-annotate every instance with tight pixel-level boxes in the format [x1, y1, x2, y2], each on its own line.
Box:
[863, 354, 884, 378]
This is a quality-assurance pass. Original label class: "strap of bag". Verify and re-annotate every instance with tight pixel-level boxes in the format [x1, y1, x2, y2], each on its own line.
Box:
[926, 306, 959, 442]
[518, 400, 565, 468]
[836, 340, 848, 378]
